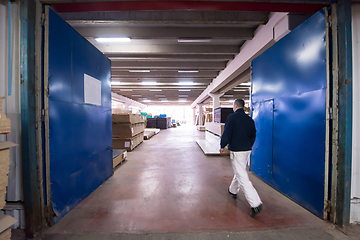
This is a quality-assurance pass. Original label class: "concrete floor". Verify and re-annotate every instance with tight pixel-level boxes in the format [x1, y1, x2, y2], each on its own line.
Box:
[30, 125, 359, 239]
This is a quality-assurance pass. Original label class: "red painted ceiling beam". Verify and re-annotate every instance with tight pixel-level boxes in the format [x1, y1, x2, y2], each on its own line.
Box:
[50, 1, 329, 14]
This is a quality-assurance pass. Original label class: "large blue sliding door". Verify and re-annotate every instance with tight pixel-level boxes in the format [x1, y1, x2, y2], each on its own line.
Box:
[251, 10, 327, 218]
[46, 8, 113, 222]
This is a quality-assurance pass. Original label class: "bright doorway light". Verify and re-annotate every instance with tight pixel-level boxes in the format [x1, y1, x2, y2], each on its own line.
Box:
[95, 37, 131, 43]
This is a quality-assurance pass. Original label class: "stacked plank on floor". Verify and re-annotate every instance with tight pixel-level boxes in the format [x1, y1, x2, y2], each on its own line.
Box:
[112, 114, 145, 151]
[196, 122, 230, 155]
[113, 149, 127, 168]
[0, 99, 18, 239]
[144, 128, 160, 140]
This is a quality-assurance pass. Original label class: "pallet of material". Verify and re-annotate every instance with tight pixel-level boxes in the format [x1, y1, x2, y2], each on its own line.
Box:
[112, 114, 146, 124]
[197, 125, 206, 131]
[113, 132, 144, 151]
[144, 130, 155, 140]
[0, 215, 17, 240]
[113, 122, 145, 138]
[113, 149, 127, 168]
[0, 142, 17, 209]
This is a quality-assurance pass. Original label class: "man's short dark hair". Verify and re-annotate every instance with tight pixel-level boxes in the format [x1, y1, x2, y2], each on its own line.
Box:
[234, 99, 245, 108]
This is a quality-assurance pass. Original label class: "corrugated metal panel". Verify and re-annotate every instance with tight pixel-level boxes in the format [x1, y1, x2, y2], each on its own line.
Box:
[47, 8, 112, 222]
[251, 10, 326, 218]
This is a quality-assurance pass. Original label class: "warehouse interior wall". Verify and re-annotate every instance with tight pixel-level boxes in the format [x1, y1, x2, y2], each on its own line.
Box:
[351, 2, 360, 224]
[0, 0, 24, 216]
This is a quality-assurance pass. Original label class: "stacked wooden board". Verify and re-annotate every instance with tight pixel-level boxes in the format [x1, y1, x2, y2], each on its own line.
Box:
[112, 114, 145, 151]
[0, 97, 11, 134]
[144, 128, 160, 140]
[113, 149, 127, 168]
[196, 122, 230, 155]
[0, 102, 18, 239]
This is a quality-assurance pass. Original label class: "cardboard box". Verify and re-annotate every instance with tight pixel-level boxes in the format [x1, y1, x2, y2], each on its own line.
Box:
[112, 122, 145, 138]
[113, 132, 144, 151]
[0, 228, 11, 240]
[0, 97, 11, 135]
[112, 114, 145, 124]
[0, 142, 17, 209]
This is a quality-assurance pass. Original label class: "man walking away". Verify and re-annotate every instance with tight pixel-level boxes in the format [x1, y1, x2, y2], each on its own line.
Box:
[220, 99, 263, 218]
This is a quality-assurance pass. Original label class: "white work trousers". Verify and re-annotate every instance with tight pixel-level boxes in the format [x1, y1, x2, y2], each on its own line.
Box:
[229, 150, 262, 208]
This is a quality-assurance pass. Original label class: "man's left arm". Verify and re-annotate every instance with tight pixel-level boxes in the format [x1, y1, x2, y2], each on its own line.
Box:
[220, 116, 233, 153]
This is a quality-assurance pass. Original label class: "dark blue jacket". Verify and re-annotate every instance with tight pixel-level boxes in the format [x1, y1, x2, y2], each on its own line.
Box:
[220, 108, 256, 151]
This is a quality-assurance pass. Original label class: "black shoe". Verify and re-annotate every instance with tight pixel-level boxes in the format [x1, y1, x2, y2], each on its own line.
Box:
[250, 204, 264, 218]
[228, 189, 237, 199]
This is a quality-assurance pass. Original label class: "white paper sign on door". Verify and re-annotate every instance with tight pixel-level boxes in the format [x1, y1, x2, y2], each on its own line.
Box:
[84, 74, 101, 106]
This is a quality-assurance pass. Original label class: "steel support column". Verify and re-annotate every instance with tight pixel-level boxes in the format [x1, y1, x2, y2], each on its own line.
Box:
[335, 0, 353, 227]
[20, 0, 43, 237]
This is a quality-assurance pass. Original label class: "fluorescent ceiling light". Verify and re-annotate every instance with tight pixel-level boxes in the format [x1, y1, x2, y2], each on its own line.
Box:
[95, 37, 131, 43]
[240, 82, 251, 86]
[178, 99, 187, 102]
[224, 95, 234, 97]
[233, 89, 247, 92]
[150, 89, 162, 92]
[111, 81, 121, 85]
[179, 95, 188, 97]
[129, 69, 150, 73]
[178, 82, 194, 85]
[155, 95, 166, 97]
[138, 98, 147, 100]
[178, 70, 199, 73]
[120, 89, 133, 91]
[142, 81, 157, 85]
[228, 100, 234, 103]
[178, 38, 212, 43]
[131, 95, 142, 97]
[178, 89, 191, 92]
[143, 100, 151, 102]
[159, 98, 167, 100]
[161, 100, 169, 102]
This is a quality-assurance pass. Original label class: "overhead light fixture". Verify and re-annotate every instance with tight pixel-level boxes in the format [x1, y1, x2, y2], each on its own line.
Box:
[155, 95, 166, 97]
[177, 38, 212, 43]
[129, 69, 150, 73]
[228, 100, 235, 103]
[95, 37, 131, 43]
[141, 81, 157, 85]
[178, 70, 199, 73]
[178, 99, 187, 102]
[233, 89, 247, 92]
[120, 89, 133, 91]
[131, 95, 142, 97]
[178, 82, 195, 85]
[240, 82, 251, 86]
[111, 81, 121, 85]
[159, 98, 167, 100]
[149, 89, 162, 92]
[179, 95, 188, 97]
[138, 98, 147, 100]
[178, 89, 191, 92]
[161, 100, 169, 102]
[143, 100, 151, 102]
[224, 95, 234, 97]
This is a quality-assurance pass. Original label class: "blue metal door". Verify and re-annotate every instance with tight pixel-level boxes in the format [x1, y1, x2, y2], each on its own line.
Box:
[251, 100, 274, 184]
[251, 10, 327, 218]
[45, 8, 113, 223]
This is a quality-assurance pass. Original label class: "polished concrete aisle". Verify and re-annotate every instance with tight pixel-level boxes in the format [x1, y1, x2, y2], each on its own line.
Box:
[41, 125, 340, 238]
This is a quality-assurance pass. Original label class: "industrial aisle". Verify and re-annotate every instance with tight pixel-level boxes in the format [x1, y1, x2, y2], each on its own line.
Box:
[39, 124, 346, 239]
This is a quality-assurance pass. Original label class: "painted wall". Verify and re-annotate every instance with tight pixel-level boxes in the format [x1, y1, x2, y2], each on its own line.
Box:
[351, 3, 360, 224]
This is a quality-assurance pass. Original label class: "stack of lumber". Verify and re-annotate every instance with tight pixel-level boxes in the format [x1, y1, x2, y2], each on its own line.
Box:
[0, 104, 18, 238]
[144, 128, 160, 140]
[113, 149, 127, 168]
[112, 114, 145, 151]
[0, 97, 10, 134]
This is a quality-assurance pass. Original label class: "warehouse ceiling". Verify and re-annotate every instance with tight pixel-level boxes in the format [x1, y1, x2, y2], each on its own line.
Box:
[49, 0, 327, 106]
